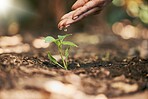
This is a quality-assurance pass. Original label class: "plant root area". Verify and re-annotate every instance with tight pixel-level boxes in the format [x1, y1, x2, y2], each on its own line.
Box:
[0, 53, 147, 99]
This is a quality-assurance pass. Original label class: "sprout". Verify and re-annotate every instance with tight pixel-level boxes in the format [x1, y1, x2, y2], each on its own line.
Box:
[44, 34, 77, 70]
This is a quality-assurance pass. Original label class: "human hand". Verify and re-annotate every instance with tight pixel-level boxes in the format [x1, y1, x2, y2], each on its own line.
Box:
[58, 0, 112, 30]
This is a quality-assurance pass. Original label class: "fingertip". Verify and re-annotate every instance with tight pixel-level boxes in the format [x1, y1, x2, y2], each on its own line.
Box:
[58, 19, 69, 30]
[59, 26, 63, 30]
[71, 5, 78, 10]
[58, 21, 64, 30]
[71, 5, 76, 10]
[71, 0, 88, 10]
[65, 24, 70, 28]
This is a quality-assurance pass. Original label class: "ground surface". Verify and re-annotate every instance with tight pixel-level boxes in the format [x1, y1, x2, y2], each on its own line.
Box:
[0, 53, 147, 99]
[0, 34, 147, 99]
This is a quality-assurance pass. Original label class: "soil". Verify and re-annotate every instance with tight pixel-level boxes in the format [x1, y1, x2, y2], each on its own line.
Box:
[0, 33, 147, 99]
[0, 53, 147, 99]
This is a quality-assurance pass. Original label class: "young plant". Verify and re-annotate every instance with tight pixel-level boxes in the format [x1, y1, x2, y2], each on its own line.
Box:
[44, 34, 77, 70]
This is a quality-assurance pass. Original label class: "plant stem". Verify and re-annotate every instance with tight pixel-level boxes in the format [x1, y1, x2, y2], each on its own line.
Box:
[58, 46, 68, 70]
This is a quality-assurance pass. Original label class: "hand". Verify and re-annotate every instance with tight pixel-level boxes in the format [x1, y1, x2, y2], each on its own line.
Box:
[58, 0, 112, 30]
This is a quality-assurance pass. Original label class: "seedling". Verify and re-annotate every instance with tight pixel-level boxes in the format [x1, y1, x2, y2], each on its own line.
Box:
[44, 34, 77, 70]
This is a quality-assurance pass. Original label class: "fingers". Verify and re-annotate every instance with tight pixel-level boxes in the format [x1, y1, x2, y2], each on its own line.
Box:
[58, 18, 73, 30]
[58, 0, 109, 30]
[72, 0, 105, 18]
[58, 7, 100, 30]
[58, 19, 68, 30]
[61, 10, 75, 20]
[58, 8, 81, 29]
[75, 7, 100, 20]
[58, 8, 80, 29]
[72, 0, 89, 10]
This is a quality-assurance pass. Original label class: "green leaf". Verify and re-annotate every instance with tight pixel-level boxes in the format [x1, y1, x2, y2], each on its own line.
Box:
[48, 52, 58, 64]
[48, 52, 64, 68]
[65, 47, 70, 59]
[58, 34, 72, 41]
[44, 36, 56, 43]
[62, 41, 78, 47]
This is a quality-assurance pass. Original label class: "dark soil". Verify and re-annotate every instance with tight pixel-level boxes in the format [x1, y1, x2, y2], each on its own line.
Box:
[0, 53, 147, 99]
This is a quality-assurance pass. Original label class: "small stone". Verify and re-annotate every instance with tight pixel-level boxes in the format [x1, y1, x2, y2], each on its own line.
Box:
[76, 63, 80, 67]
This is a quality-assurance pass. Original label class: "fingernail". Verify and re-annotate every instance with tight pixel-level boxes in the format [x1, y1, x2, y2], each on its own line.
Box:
[59, 26, 63, 30]
[73, 16, 78, 20]
[65, 24, 70, 28]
